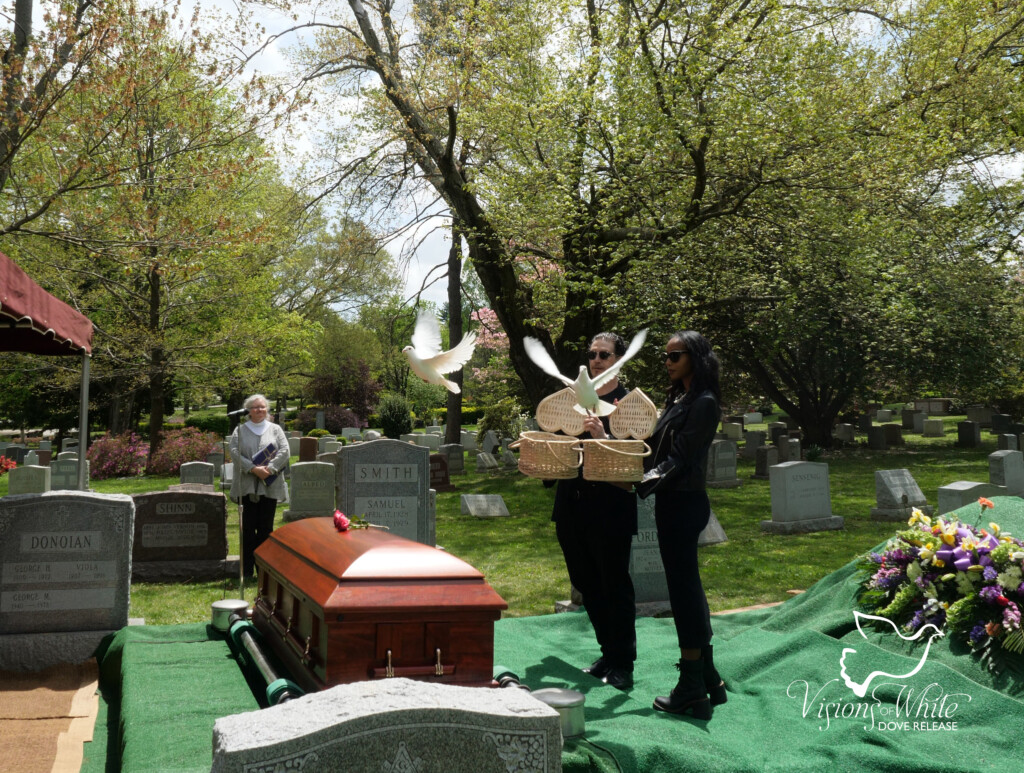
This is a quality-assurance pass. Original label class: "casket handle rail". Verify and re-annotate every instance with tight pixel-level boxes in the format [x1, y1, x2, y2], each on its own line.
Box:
[372, 648, 455, 679]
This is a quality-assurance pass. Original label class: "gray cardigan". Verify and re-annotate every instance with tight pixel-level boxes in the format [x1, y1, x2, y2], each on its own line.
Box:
[229, 421, 290, 502]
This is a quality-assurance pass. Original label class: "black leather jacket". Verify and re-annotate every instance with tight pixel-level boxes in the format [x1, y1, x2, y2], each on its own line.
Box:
[638, 389, 720, 498]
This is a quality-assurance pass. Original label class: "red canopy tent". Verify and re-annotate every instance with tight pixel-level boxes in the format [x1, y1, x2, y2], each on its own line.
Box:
[0, 252, 93, 489]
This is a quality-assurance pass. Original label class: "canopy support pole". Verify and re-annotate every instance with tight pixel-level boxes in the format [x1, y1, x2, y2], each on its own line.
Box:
[77, 352, 90, 490]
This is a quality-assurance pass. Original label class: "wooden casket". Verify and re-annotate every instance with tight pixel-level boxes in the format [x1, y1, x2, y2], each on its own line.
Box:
[252, 518, 508, 692]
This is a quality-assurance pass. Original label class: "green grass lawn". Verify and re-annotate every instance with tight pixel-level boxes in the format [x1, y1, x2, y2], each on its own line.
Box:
[0, 415, 1002, 625]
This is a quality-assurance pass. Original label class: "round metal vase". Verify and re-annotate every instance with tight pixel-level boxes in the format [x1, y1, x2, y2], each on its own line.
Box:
[531, 687, 585, 740]
[211, 599, 249, 632]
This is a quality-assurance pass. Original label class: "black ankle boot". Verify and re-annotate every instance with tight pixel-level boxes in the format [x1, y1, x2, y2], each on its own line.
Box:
[702, 645, 727, 706]
[653, 658, 712, 719]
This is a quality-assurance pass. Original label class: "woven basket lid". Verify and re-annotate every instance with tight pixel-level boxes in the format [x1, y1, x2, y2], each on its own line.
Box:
[536, 388, 585, 436]
[608, 388, 658, 439]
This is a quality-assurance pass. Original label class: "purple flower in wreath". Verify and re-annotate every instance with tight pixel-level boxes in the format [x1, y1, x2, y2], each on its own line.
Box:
[969, 623, 988, 644]
[1003, 603, 1021, 632]
[868, 552, 884, 565]
[980, 585, 1004, 604]
[983, 566, 999, 581]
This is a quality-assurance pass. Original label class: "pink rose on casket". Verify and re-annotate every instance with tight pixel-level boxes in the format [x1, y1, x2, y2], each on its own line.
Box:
[333, 510, 350, 532]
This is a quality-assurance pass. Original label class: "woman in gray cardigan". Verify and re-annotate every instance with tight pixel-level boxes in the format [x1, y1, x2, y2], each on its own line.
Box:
[229, 394, 289, 576]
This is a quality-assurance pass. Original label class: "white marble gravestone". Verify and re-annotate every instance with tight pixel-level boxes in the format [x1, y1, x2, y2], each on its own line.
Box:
[761, 461, 844, 534]
[50, 459, 89, 491]
[0, 491, 134, 670]
[460, 494, 510, 517]
[179, 461, 215, 487]
[989, 450, 1024, 496]
[706, 440, 740, 488]
[283, 462, 337, 521]
[337, 439, 434, 544]
[210, 678, 561, 773]
[871, 469, 933, 521]
[936, 481, 1004, 515]
[7, 465, 50, 495]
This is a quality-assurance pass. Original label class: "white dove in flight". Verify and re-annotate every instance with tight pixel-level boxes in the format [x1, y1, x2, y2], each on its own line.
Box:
[402, 310, 478, 394]
[523, 329, 647, 416]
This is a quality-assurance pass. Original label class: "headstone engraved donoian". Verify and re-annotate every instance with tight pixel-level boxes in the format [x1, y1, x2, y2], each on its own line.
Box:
[0, 491, 135, 670]
[706, 440, 740, 488]
[209, 678, 561, 773]
[7, 465, 50, 495]
[461, 494, 509, 517]
[761, 461, 844, 534]
[440, 443, 465, 475]
[957, 421, 982, 449]
[937, 481, 1003, 515]
[283, 462, 337, 522]
[429, 454, 455, 493]
[871, 469, 933, 521]
[131, 491, 229, 581]
[752, 445, 779, 480]
[337, 439, 433, 545]
[179, 461, 215, 487]
[299, 437, 319, 462]
[630, 495, 727, 607]
[989, 450, 1024, 496]
[49, 459, 89, 491]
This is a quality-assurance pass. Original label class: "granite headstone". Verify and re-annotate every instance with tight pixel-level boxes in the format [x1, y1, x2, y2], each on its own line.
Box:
[761, 461, 844, 534]
[131, 490, 229, 581]
[871, 469, 933, 521]
[283, 462, 337, 521]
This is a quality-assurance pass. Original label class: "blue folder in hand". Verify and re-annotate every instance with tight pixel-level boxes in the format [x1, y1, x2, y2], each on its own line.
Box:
[250, 442, 279, 487]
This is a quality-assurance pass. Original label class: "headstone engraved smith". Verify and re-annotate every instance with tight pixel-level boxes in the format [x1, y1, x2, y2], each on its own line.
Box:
[0, 491, 135, 670]
[337, 439, 433, 545]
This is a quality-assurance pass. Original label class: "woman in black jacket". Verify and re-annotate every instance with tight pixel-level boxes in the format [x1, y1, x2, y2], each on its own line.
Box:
[638, 330, 726, 718]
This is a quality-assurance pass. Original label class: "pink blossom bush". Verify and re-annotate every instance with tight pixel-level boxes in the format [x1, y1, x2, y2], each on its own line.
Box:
[147, 427, 220, 476]
[86, 434, 148, 479]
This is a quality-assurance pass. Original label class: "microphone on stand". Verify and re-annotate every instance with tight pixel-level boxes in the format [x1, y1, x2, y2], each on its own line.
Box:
[227, 407, 248, 416]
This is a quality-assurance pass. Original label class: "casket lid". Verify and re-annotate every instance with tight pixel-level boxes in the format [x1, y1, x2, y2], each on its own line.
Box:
[265, 517, 483, 581]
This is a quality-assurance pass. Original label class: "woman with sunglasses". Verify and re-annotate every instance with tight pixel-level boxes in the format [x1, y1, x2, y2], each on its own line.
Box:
[229, 394, 290, 577]
[637, 331, 725, 719]
[549, 332, 639, 689]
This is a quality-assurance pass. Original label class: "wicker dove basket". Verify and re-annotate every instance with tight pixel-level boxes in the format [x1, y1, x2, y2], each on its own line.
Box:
[510, 431, 582, 479]
[580, 438, 651, 482]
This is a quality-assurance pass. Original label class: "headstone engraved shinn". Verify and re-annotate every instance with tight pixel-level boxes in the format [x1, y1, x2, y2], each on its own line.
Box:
[0, 491, 135, 670]
[337, 439, 434, 545]
[131, 490, 229, 581]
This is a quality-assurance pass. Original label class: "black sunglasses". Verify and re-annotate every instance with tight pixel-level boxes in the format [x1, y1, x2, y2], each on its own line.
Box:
[665, 350, 690, 363]
[588, 350, 613, 361]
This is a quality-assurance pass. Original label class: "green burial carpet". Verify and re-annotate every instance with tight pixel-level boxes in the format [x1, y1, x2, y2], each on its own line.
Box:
[84, 498, 1024, 773]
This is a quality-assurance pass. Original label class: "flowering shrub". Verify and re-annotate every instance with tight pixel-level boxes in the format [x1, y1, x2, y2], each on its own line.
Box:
[147, 427, 220, 476]
[857, 499, 1024, 658]
[0, 455, 16, 476]
[86, 433, 148, 479]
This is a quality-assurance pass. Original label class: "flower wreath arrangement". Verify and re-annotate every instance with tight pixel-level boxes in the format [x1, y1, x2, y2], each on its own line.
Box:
[856, 498, 1024, 663]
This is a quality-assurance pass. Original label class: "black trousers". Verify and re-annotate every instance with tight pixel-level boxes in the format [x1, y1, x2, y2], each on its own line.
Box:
[556, 515, 637, 669]
[241, 495, 277, 576]
[655, 489, 713, 650]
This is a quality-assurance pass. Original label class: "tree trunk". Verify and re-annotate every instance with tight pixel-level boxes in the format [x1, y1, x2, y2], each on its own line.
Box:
[147, 266, 165, 459]
[445, 219, 464, 445]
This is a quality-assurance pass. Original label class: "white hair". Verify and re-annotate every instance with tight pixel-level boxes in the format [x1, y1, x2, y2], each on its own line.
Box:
[243, 393, 269, 410]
